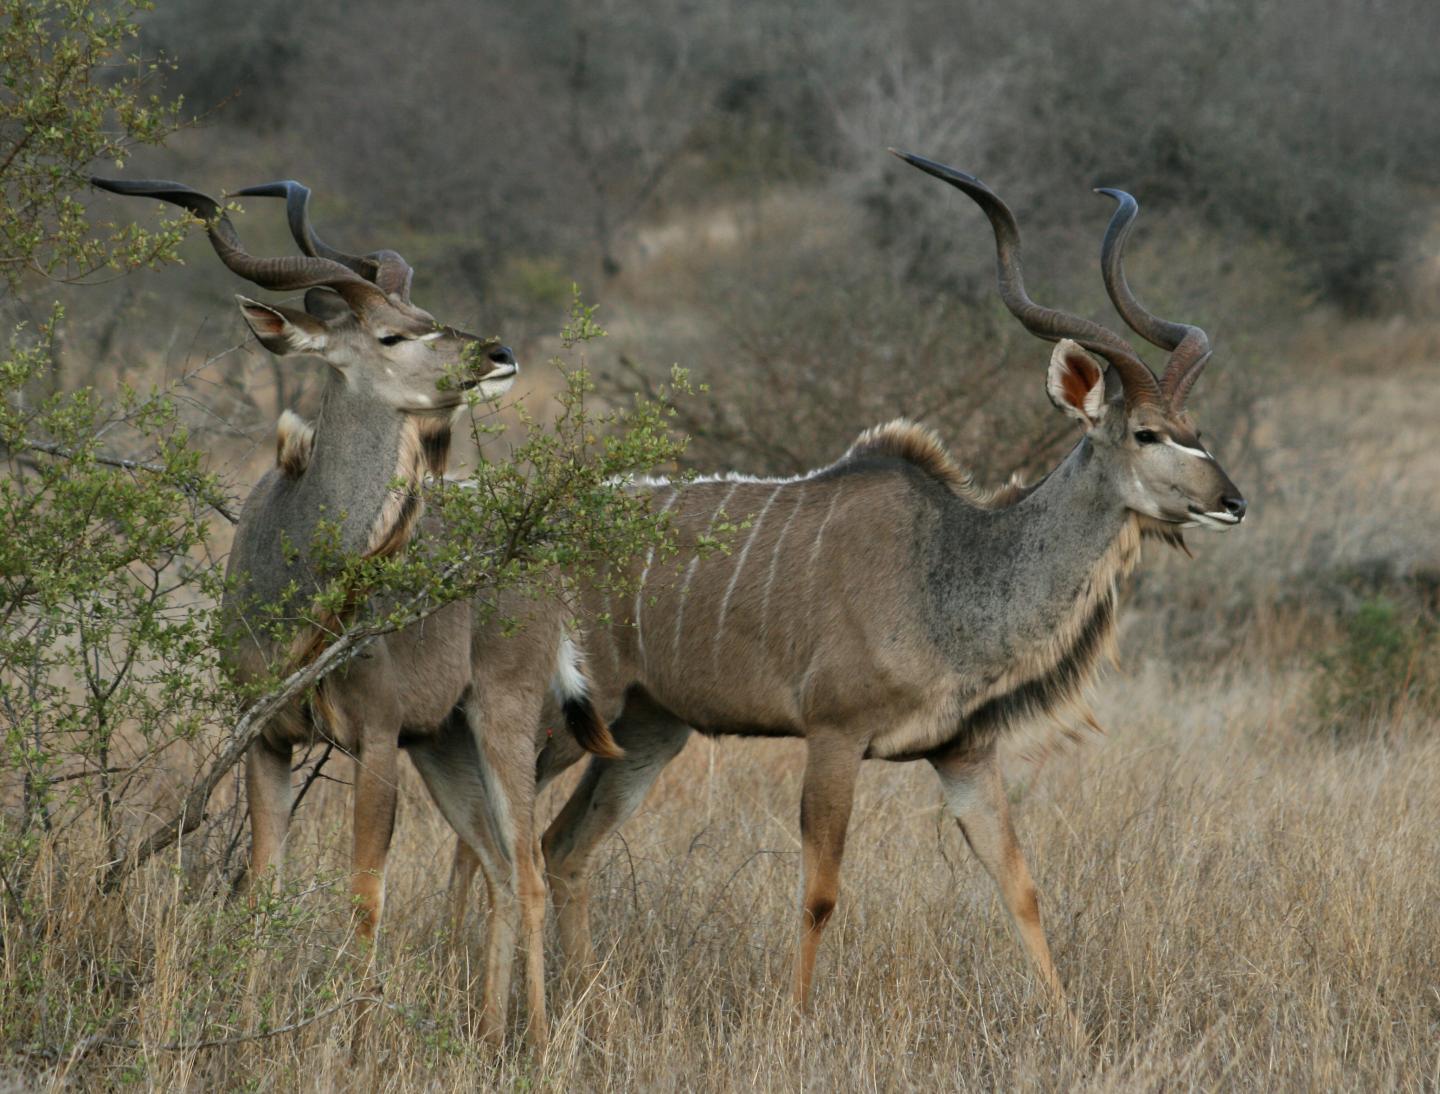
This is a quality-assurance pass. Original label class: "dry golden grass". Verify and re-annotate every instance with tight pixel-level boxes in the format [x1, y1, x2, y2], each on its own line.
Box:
[6, 661, 1439, 1090]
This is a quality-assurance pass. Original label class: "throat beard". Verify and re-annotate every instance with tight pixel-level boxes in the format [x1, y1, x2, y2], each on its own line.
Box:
[364, 414, 453, 559]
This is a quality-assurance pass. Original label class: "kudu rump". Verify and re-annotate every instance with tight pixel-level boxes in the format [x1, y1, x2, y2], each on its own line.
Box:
[93, 177, 617, 1047]
[505, 153, 1247, 1012]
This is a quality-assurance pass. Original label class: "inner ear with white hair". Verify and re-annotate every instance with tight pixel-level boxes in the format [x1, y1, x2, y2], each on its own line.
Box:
[1046, 339, 1108, 427]
[236, 295, 329, 357]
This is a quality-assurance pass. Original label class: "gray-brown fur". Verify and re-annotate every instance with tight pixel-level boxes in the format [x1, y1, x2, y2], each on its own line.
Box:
[96, 174, 611, 1051]
[563, 421, 1135, 759]
[528, 158, 1248, 1019]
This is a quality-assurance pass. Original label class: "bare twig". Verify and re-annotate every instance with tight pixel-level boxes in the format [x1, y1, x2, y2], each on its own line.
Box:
[289, 742, 337, 819]
[12, 438, 240, 524]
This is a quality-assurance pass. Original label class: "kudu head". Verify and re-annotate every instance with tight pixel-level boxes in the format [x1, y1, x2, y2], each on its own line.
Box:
[895, 152, 1246, 532]
[89, 177, 518, 414]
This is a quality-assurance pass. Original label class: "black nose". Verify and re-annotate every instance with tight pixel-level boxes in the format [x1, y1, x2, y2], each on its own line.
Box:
[1222, 495, 1247, 519]
[487, 345, 516, 366]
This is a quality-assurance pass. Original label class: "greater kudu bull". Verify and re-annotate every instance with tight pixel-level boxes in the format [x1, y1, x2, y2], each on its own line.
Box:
[94, 176, 619, 1048]
[472, 153, 1246, 1016]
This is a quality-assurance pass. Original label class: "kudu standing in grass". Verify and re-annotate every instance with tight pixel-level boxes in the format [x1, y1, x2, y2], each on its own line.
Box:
[488, 152, 1247, 1012]
[93, 177, 619, 1047]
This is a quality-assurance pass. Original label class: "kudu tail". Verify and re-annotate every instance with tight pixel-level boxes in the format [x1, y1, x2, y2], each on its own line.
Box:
[562, 696, 621, 760]
[551, 632, 622, 760]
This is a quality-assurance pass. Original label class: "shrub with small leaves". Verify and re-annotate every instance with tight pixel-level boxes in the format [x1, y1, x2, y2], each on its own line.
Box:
[0, 0, 188, 286]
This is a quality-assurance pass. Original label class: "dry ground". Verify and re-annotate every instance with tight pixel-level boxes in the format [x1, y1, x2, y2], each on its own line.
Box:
[5, 236, 1440, 1091]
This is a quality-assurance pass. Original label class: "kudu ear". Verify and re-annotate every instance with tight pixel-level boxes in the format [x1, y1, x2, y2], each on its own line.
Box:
[236, 295, 328, 357]
[1046, 339, 1108, 427]
[303, 287, 352, 322]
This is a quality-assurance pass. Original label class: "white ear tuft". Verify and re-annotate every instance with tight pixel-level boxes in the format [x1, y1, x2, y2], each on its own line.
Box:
[1047, 339, 1108, 426]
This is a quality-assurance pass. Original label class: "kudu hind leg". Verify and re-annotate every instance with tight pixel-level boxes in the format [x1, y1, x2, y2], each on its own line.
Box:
[410, 695, 549, 1049]
[542, 699, 691, 995]
[449, 840, 481, 942]
[932, 751, 1066, 1005]
[791, 734, 864, 1011]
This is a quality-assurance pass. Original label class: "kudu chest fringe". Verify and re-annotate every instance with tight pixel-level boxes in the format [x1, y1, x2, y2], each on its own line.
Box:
[939, 515, 1140, 761]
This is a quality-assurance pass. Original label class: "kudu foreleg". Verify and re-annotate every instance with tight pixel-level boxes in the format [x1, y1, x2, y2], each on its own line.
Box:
[791, 734, 863, 1012]
[351, 729, 400, 946]
[245, 737, 293, 888]
[931, 750, 1065, 1005]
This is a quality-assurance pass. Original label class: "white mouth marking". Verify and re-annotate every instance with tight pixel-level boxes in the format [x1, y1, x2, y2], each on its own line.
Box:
[473, 367, 518, 400]
[420, 331, 444, 342]
[1189, 510, 1240, 530]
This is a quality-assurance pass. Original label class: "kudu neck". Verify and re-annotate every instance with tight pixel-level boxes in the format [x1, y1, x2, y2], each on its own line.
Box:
[1021, 436, 1128, 528]
[937, 436, 1135, 626]
[1001, 435, 1132, 558]
[292, 375, 450, 559]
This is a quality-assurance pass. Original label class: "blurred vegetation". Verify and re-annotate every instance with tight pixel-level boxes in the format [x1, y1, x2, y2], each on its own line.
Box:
[1, 0, 209, 902]
[1312, 597, 1440, 740]
[0, 0, 188, 286]
[135, 0, 1440, 311]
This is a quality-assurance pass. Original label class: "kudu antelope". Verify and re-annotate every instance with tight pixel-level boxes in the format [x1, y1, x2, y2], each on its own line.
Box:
[469, 153, 1246, 1013]
[93, 176, 619, 1047]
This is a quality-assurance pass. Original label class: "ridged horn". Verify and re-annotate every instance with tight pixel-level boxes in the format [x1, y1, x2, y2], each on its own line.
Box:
[89, 177, 391, 315]
[1096, 187, 1212, 409]
[232, 180, 415, 301]
[892, 150, 1162, 406]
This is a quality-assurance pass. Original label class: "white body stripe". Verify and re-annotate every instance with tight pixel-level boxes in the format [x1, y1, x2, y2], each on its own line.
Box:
[797, 490, 844, 705]
[672, 556, 701, 655]
[635, 489, 679, 671]
[759, 485, 806, 648]
[714, 485, 782, 657]
[668, 483, 737, 670]
[807, 490, 842, 572]
[601, 592, 620, 676]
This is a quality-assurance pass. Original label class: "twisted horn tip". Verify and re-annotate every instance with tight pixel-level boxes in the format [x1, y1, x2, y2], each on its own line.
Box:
[890, 150, 986, 188]
[231, 181, 308, 198]
[1095, 186, 1138, 211]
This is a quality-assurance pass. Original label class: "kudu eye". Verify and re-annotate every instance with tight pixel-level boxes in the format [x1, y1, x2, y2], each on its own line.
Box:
[378, 333, 410, 346]
[1133, 429, 1159, 445]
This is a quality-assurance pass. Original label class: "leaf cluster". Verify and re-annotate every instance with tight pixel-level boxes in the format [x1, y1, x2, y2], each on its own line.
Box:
[0, 0, 188, 288]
